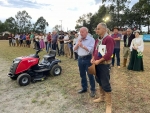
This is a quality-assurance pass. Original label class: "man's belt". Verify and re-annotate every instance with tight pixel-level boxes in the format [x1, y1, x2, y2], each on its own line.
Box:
[100, 60, 111, 65]
[78, 54, 91, 59]
[64, 43, 68, 44]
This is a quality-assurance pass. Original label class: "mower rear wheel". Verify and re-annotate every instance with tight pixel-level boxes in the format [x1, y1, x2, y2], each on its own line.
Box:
[50, 64, 62, 76]
[17, 73, 31, 86]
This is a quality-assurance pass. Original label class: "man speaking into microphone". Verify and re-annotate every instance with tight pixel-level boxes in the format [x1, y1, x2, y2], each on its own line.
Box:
[73, 27, 95, 97]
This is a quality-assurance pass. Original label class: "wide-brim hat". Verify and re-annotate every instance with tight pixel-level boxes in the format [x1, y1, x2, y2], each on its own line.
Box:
[134, 30, 140, 34]
[64, 32, 68, 34]
[88, 64, 96, 76]
[113, 26, 119, 31]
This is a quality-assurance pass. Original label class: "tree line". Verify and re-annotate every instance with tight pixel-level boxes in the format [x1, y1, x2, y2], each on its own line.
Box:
[75, 0, 150, 34]
[0, 10, 49, 34]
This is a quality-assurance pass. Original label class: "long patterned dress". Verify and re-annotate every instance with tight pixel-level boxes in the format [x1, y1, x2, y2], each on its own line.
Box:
[39, 35, 45, 49]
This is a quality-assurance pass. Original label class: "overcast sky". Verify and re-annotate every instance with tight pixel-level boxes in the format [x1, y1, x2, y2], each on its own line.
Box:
[0, 0, 138, 32]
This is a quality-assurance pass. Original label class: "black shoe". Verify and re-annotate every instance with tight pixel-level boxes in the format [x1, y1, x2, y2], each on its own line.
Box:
[90, 91, 96, 97]
[78, 89, 87, 94]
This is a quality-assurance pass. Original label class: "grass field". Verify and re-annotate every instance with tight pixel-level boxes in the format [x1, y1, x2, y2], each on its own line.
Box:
[0, 40, 150, 113]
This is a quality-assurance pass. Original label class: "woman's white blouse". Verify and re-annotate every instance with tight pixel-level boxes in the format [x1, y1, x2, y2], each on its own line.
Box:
[130, 37, 144, 52]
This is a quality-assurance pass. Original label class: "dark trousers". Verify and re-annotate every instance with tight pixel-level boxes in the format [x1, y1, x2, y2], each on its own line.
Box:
[78, 55, 95, 91]
[59, 43, 64, 55]
[9, 39, 12, 46]
[95, 64, 111, 92]
[69, 46, 73, 58]
[112, 48, 120, 66]
[52, 43, 59, 55]
[52, 43, 56, 50]
[35, 41, 40, 50]
[45, 42, 48, 51]
[56, 44, 59, 55]
[74, 52, 78, 60]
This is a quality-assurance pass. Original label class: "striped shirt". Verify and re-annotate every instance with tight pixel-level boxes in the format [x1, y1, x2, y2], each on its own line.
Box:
[74, 35, 95, 56]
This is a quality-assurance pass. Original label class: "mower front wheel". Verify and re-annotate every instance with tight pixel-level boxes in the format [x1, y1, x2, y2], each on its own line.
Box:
[50, 64, 62, 76]
[17, 73, 31, 86]
[10, 76, 17, 80]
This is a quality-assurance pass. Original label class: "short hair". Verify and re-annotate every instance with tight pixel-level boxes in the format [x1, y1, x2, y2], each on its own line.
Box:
[53, 30, 57, 33]
[98, 22, 107, 29]
[127, 28, 132, 32]
[80, 27, 89, 32]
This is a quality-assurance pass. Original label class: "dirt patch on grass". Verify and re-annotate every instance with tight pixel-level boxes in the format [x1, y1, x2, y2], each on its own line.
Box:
[0, 58, 69, 113]
[0, 40, 150, 113]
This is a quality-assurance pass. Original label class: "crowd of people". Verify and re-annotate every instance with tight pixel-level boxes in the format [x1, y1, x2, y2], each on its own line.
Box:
[7, 31, 79, 60]
[7, 23, 145, 113]
[73, 23, 144, 113]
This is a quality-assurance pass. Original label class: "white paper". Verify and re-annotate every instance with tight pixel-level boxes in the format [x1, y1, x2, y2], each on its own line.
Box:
[98, 45, 106, 56]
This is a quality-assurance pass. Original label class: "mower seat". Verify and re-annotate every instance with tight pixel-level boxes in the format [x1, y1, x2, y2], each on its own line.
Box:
[43, 50, 56, 60]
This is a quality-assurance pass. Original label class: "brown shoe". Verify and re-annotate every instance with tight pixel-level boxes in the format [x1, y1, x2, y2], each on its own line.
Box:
[93, 86, 105, 103]
[123, 59, 127, 67]
[117, 66, 120, 68]
[105, 92, 112, 113]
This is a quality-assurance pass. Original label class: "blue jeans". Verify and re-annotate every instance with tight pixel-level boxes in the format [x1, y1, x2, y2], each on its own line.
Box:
[47, 42, 51, 53]
[78, 55, 95, 91]
[52, 43, 56, 50]
[45, 42, 48, 51]
[112, 48, 120, 66]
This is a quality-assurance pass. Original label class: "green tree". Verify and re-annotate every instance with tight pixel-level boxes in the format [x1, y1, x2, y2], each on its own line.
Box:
[15, 10, 32, 33]
[102, 0, 128, 26]
[53, 25, 61, 32]
[139, 0, 150, 33]
[34, 16, 49, 33]
[5, 17, 17, 34]
[0, 21, 5, 33]
[75, 13, 93, 32]
[89, 5, 108, 33]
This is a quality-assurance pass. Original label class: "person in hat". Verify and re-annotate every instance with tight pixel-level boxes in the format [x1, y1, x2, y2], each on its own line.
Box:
[111, 26, 122, 68]
[123, 28, 135, 67]
[127, 30, 144, 71]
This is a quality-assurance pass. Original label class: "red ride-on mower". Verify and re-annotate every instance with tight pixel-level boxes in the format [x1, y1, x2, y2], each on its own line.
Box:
[7, 50, 62, 86]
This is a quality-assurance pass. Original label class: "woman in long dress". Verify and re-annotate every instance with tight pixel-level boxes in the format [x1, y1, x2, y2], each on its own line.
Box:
[128, 30, 144, 71]
[39, 33, 45, 50]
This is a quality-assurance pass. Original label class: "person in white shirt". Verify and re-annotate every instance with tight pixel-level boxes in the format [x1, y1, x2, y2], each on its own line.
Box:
[63, 32, 70, 57]
[128, 30, 144, 71]
[73, 32, 79, 60]
[35, 33, 40, 50]
[15, 33, 20, 47]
